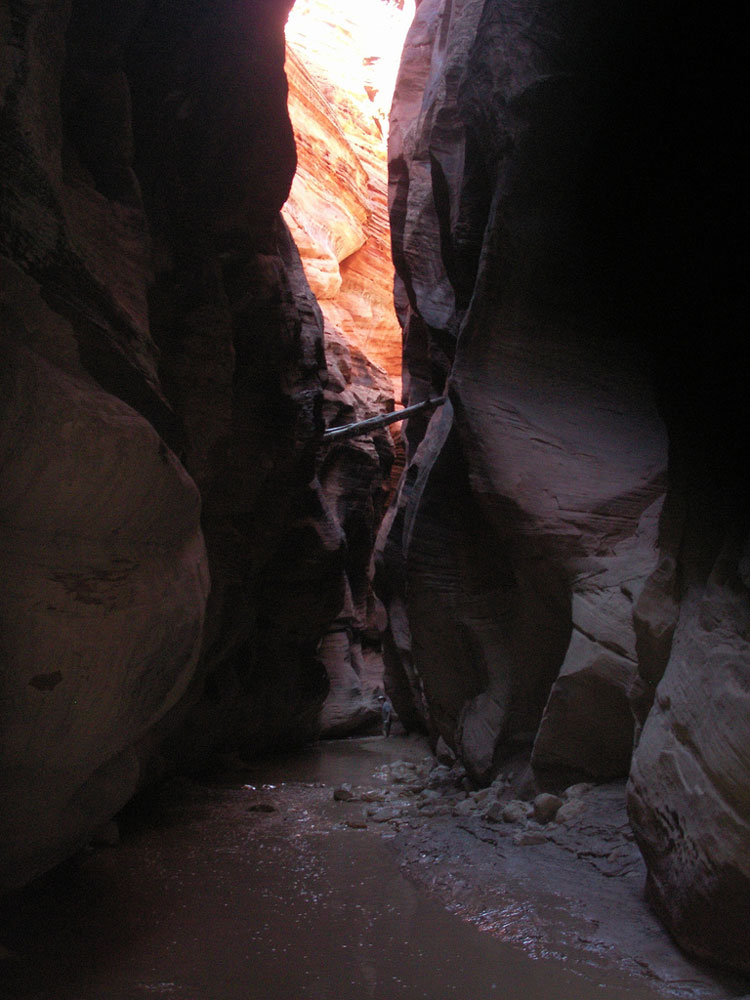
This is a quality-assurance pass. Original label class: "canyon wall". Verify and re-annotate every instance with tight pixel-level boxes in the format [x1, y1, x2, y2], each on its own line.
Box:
[0, 0, 390, 890]
[3, 0, 747, 973]
[281, 0, 413, 733]
[283, 0, 411, 402]
[380, 0, 748, 973]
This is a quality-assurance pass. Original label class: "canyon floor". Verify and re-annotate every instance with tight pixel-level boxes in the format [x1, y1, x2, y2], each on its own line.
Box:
[1, 736, 747, 1000]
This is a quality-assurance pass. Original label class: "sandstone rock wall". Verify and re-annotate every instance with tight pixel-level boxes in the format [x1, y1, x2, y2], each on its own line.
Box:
[0, 0, 386, 890]
[381, 0, 670, 778]
[283, 0, 412, 401]
[316, 327, 395, 734]
[627, 416, 750, 973]
[281, 0, 415, 734]
[381, 0, 748, 971]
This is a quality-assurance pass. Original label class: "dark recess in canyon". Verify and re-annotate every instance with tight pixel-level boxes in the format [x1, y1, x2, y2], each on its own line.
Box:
[0, 0, 747, 977]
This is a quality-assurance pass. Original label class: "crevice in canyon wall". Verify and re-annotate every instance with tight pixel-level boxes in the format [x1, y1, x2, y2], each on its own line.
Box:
[1, 0, 748, 980]
[379, 0, 748, 975]
[280, 0, 414, 735]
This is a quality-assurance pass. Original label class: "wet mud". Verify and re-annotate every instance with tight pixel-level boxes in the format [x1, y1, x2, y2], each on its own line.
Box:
[1, 737, 747, 1000]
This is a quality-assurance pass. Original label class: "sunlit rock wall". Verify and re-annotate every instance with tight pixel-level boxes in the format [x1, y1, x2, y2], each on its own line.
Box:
[0, 0, 362, 890]
[380, 0, 747, 972]
[283, 0, 413, 402]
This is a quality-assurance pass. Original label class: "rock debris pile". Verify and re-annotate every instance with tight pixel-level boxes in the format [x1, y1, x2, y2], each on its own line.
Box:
[333, 756, 622, 856]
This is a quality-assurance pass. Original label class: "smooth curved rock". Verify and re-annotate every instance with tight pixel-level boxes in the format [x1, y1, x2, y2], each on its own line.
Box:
[381, 0, 668, 783]
[628, 531, 750, 973]
[0, 276, 208, 891]
[382, 0, 747, 973]
[0, 0, 377, 887]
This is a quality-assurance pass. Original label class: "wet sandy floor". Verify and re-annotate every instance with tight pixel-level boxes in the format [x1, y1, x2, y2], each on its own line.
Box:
[0, 737, 744, 1000]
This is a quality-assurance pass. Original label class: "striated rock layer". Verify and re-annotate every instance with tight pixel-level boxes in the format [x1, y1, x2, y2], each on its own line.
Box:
[380, 0, 747, 972]
[283, 0, 413, 402]
[282, 0, 413, 733]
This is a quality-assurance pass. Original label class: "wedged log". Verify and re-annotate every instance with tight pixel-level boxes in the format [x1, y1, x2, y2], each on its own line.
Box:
[323, 396, 445, 441]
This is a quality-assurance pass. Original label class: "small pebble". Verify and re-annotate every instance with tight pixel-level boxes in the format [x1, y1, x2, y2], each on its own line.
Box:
[502, 800, 530, 824]
[333, 784, 356, 802]
[532, 793, 564, 824]
[564, 782, 593, 800]
[452, 798, 476, 817]
[483, 800, 506, 823]
[514, 831, 547, 846]
[369, 806, 401, 823]
[555, 798, 587, 825]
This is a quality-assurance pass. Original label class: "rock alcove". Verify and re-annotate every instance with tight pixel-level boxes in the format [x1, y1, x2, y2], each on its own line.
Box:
[1, 0, 748, 980]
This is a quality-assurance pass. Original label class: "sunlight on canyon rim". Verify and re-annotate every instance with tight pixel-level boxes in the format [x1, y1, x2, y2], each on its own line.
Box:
[283, 0, 415, 404]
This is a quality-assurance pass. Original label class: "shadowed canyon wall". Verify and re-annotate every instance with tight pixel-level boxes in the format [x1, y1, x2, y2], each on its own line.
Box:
[0, 0, 394, 890]
[378, 0, 748, 974]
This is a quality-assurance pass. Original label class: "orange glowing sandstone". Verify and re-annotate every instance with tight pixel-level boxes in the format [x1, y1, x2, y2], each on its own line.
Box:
[283, 0, 414, 403]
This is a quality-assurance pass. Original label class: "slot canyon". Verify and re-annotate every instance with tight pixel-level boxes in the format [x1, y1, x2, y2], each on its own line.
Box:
[0, 1, 748, 998]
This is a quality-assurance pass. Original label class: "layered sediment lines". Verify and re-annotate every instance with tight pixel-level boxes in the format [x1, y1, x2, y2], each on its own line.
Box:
[283, 0, 412, 401]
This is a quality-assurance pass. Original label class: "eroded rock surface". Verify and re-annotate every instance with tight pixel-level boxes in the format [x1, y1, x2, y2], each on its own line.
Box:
[380, 0, 668, 783]
[283, 0, 412, 400]
[379, 0, 747, 972]
[315, 326, 395, 735]
[0, 0, 387, 889]
[281, 1, 418, 735]
[628, 532, 750, 974]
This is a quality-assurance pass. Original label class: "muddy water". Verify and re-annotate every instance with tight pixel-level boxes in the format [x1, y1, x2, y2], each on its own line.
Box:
[1, 738, 675, 1000]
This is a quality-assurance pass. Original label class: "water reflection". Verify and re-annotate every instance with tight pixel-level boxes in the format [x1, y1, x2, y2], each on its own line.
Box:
[0, 739, 677, 1000]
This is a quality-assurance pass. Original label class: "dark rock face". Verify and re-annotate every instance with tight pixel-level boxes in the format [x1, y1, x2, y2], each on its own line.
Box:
[0, 0, 377, 890]
[381, 0, 747, 971]
[382, 0, 670, 780]
[316, 327, 395, 735]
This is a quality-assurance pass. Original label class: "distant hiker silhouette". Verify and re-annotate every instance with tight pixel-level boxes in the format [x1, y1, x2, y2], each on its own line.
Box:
[378, 694, 393, 737]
